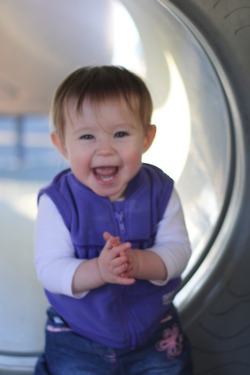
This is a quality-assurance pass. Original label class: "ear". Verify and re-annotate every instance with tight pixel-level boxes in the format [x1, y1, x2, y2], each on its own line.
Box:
[143, 124, 156, 153]
[51, 132, 68, 159]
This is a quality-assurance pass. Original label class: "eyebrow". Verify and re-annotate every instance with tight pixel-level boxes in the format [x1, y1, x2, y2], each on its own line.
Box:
[76, 122, 136, 131]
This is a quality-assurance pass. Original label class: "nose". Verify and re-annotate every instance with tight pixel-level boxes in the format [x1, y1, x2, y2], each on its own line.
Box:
[96, 137, 115, 156]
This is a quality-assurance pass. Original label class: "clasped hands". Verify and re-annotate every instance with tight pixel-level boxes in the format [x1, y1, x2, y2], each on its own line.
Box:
[97, 231, 138, 286]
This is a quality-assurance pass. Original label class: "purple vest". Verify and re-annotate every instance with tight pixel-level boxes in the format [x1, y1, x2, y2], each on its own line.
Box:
[39, 163, 181, 349]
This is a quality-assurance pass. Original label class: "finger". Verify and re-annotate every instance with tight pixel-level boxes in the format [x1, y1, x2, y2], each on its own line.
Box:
[111, 236, 121, 247]
[103, 232, 120, 247]
[121, 270, 133, 278]
[110, 254, 129, 275]
[103, 237, 117, 252]
[103, 231, 113, 242]
[113, 242, 131, 255]
[110, 254, 128, 268]
[112, 262, 129, 276]
[114, 275, 136, 286]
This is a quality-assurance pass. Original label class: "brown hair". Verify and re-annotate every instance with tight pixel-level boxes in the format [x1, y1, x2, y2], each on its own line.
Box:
[50, 65, 153, 141]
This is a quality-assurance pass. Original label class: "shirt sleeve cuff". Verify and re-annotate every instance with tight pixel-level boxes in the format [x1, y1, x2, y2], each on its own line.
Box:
[61, 259, 89, 299]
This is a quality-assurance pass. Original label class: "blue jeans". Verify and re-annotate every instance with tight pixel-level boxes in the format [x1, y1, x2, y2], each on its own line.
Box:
[34, 306, 193, 375]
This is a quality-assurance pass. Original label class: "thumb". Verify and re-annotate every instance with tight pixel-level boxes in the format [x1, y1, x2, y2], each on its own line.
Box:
[103, 231, 120, 246]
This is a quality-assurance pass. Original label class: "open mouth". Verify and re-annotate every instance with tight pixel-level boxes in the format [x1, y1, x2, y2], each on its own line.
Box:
[93, 166, 119, 182]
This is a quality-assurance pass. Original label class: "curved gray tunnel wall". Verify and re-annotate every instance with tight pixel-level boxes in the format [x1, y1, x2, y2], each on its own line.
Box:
[166, 1, 250, 374]
[0, 1, 249, 374]
[123, 1, 250, 372]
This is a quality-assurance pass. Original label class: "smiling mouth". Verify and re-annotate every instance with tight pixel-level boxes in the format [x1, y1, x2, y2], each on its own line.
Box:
[93, 166, 119, 182]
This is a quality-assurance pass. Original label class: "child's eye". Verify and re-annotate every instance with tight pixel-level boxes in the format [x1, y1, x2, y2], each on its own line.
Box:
[80, 134, 94, 140]
[114, 131, 129, 138]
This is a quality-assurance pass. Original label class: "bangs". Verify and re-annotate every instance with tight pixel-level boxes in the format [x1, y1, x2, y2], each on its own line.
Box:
[51, 66, 153, 139]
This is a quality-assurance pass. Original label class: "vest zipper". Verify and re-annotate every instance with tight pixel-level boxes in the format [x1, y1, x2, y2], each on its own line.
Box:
[114, 208, 137, 348]
[115, 210, 126, 242]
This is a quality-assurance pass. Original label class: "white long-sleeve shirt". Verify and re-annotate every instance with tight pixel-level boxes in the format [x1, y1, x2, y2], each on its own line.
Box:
[34, 188, 191, 298]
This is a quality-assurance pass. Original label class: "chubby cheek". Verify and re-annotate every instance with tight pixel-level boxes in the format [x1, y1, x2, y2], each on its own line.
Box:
[124, 150, 142, 174]
[68, 153, 90, 180]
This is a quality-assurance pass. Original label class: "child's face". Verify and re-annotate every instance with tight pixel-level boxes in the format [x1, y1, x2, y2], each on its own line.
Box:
[52, 97, 155, 201]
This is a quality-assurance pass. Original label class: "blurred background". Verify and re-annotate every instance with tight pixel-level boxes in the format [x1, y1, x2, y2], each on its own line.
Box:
[0, 0, 249, 374]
